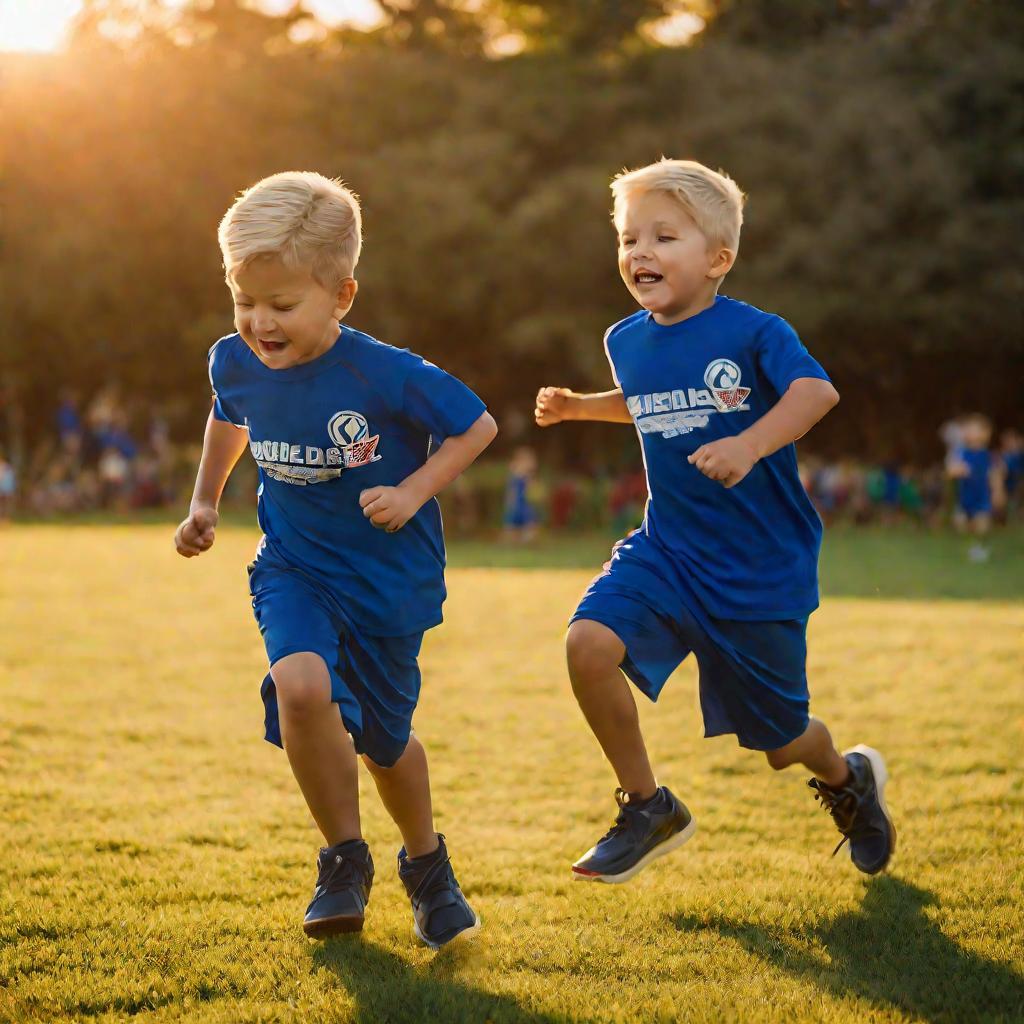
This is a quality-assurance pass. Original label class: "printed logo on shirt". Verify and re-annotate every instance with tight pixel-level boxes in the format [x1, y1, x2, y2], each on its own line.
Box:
[625, 361, 752, 439]
[704, 359, 751, 412]
[327, 410, 382, 468]
[245, 410, 382, 486]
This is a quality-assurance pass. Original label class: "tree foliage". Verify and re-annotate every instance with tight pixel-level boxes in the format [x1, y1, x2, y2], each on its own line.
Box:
[3, 0, 1021, 461]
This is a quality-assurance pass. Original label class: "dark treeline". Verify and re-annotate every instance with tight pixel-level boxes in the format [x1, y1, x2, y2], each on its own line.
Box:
[4, 0, 1022, 463]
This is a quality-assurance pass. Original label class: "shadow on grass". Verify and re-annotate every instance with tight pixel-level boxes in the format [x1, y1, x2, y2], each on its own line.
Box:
[673, 876, 1024, 1022]
[313, 938, 563, 1024]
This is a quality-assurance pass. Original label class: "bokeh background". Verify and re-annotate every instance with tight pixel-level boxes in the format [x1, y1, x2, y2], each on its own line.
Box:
[2, 0, 1023, 535]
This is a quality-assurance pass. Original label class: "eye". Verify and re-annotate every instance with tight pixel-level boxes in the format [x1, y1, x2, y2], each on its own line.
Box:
[657, 235, 675, 243]
[235, 301, 253, 309]
[620, 237, 636, 247]
[273, 305, 296, 313]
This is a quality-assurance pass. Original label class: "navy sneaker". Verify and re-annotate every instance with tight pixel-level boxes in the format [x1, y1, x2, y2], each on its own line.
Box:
[808, 745, 896, 875]
[572, 786, 696, 884]
[398, 835, 480, 949]
[303, 838, 373, 938]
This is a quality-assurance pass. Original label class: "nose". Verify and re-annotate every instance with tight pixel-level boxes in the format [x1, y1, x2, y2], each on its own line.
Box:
[252, 310, 277, 334]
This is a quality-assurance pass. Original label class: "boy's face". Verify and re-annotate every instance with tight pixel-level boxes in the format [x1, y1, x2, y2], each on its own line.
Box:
[228, 254, 357, 370]
[616, 191, 733, 325]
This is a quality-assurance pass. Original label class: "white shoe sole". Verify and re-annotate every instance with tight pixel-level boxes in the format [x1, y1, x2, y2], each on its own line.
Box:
[414, 910, 481, 950]
[571, 816, 697, 884]
[845, 744, 897, 870]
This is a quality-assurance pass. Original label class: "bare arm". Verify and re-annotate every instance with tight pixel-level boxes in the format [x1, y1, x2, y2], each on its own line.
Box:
[174, 410, 250, 556]
[359, 411, 498, 532]
[689, 377, 840, 489]
[535, 387, 633, 426]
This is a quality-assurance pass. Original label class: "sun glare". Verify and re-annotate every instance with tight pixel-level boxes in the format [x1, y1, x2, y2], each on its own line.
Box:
[0, 0, 83, 52]
[0, 0, 383, 52]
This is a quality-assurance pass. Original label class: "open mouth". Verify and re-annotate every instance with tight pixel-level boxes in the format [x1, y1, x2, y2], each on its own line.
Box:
[634, 270, 663, 285]
[258, 338, 287, 355]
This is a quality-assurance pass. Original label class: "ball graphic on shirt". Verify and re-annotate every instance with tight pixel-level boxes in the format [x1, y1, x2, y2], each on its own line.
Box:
[328, 410, 370, 448]
[704, 358, 742, 392]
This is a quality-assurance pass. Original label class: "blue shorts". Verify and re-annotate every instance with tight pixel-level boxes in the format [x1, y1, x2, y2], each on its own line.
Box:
[570, 550, 810, 751]
[248, 559, 423, 767]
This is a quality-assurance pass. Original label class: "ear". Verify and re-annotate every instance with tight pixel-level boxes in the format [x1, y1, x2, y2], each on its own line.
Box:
[334, 277, 358, 319]
[707, 247, 736, 280]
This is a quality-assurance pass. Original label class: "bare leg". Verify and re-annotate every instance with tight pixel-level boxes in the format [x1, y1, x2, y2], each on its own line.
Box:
[272, 652, 361, 846]
[764, 717, 849, 787]
[362, 734, 438, 858]
[566, 619, 657, 799]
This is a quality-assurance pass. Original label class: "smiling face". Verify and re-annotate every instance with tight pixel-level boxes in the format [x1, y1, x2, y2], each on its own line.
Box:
[615, 191, 734, 326]
[228, 254, 357, 370]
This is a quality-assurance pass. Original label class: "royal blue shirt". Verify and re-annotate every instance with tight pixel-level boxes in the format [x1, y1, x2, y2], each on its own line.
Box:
[604, 295, 830, 621]
[208, 325, 487, 636]
[954, 447, 993, 513]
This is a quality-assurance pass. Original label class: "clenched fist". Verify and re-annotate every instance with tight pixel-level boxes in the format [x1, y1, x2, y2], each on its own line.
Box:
[175, 506, 219, 557]
[535, 386, 574, 427]
[360, 484, 423, 533]
[687, 436, 759, 489]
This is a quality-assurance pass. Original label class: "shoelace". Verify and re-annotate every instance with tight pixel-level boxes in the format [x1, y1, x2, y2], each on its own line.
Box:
[406, 853, 454, 910]
[808, 778, 861, 856]
[597, 789, 651, 844]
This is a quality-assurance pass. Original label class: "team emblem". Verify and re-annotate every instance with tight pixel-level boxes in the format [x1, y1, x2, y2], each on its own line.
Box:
[327, 410, 381, 468]
[704, 358, 751, 412]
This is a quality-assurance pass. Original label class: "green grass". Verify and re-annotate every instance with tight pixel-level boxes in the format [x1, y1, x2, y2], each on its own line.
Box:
[2, 524, 1023, 1023]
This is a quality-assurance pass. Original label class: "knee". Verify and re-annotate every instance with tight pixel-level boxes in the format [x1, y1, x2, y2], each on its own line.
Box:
[566, 621, 623, 691]
[764, 747, 792, 771]
[272, 653, 331, 717]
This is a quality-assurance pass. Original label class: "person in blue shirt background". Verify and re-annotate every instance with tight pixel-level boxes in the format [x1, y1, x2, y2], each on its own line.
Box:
[947, 413, 1005, 561]
[174, 172, 496, 948]
[536, 158, 895, 885]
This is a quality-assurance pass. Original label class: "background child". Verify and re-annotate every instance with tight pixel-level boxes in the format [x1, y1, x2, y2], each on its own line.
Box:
[536, 158, 895, 884]
[947, 413, 1004, 561]
[174, 172, 496, 947]
[502, 445, 538, 542]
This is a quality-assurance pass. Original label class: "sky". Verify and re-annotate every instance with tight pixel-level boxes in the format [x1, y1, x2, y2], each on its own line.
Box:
[0, 0, 382, 52]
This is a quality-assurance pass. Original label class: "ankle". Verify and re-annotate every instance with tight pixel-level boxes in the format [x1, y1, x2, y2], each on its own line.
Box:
[404, 834, 441, 861]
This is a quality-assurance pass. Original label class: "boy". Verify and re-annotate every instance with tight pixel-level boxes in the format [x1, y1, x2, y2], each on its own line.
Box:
[175, 172, 497, 946]
[535, 158, 895, 883]
[947, 413, 1004, 561]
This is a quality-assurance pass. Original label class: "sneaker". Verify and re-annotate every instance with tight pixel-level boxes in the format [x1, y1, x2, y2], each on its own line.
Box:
[808, 745, 896, 875]
[571, 786, 696, 884]
[398, 834, 480, 949]
[302, 838, 374, 938]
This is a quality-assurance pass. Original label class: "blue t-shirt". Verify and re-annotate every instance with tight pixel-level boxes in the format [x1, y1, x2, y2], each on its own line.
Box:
[954, 447, 992, 514]
[604, 295, 830, 621]
[208, 325, 487, 636]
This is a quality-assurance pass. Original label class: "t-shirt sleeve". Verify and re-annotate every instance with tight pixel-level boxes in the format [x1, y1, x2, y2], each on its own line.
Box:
[207, 342, 245, 427]
[755, 317, 830, 397]
[602, 325, 622, 387]
[401, 354, 487, 442]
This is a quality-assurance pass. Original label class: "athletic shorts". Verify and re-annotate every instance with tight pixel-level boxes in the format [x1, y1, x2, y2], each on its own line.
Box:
[248, 558, 423, 767]
[570, 549, 810, 751]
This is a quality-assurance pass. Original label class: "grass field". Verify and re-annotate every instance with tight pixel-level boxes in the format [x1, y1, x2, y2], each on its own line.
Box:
[2, 524, 1023, 1023]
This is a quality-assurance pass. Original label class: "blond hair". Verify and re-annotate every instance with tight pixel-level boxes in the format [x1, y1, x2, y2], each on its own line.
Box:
[611, 158, 745, 253]
[218, 171, 362, 288]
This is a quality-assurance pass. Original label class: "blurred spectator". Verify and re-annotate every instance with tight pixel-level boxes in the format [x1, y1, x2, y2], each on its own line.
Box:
[503, 446, 539, 542]
[0, 450, 15, 521]
[1000, 429, 1023, 522]
[946, 413, 1003, 561]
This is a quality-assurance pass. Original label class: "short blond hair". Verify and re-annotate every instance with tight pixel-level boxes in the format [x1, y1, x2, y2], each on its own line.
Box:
[218, 171, 362, 288]
[611, 158, 745, 253]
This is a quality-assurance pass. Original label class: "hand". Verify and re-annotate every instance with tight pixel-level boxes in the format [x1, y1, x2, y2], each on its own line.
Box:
[687, 436, 759, 489]
[175, 506, 219, 557]
[535, 386, 574, 427]
[359, 484, 424, 533]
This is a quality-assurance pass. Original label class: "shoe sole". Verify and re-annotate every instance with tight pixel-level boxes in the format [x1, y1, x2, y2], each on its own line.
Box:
[845, 744, 897, 873]
[303, 913, 365, 939]
[571, 815, 698, 884]
[414, 911, 481, 950]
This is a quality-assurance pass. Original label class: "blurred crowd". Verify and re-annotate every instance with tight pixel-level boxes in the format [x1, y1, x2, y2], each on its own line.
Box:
[1, 401, 1020, 545]
[2, 388, 189, 518]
